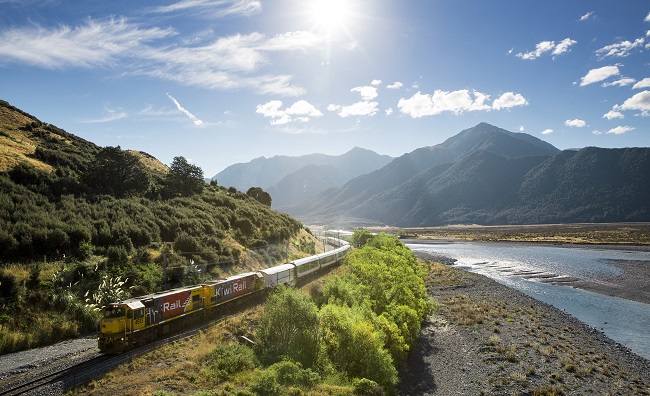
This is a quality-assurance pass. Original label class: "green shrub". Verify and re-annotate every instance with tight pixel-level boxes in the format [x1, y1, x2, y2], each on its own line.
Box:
[203, 343, 259, 382]
[256, 287, 319, 368]
[269, 360, 320, 388]
[106, 245, 129, 263]
[353, 378, 384, 395]
[248, 369, 280, 396]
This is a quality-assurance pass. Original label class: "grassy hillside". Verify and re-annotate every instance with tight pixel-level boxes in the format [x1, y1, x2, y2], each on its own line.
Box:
[0, 100, 317, 354]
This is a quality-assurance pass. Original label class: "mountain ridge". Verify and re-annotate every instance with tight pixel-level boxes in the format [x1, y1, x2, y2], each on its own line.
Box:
[285, 123, 648, 226]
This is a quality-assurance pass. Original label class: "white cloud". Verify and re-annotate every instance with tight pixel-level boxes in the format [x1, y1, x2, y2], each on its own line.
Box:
[387, 82, 403, 89]
[256, 100, 322, 125]
[607, 126, 635, 135]
[632, 78, 650, 89]
[603, 110, 624, 120]
[602, 77, 636, 87]
[328, 101, 379, 118]
[152, 0, 262, 17]
[351, 86, 378, 100]
[81, 104, 128, 123]
[167, 93, 203, 125]
[579, 11, 594, 21]
[579, 66, 620, 86]
[516, 41, 554, 60]
[541, 129, 554, 135]
[516, 38, 576, 60]
[595, 38, 645, 59]
[0, 17, 175, 69]
[564, 119, 587, 127]
[615, 90, 650, 112]
[519, 126, 525, 132]
[645, 12, 650, 22]
[397, 90, 487, 117]
[371, 80, 382, 86]
[135, 31, 319, 96]
[0, 18, 318, 96]
[385, 108, 393, 116]
[492, 92, 529, 110]
[343, 41, 358, 51]
[553, 38, 578, 56]
[397, 89, 527, 118]
[260, 31, 323, 51]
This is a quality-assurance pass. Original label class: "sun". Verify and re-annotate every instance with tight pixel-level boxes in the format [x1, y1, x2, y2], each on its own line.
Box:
[309, 0, 351, 33]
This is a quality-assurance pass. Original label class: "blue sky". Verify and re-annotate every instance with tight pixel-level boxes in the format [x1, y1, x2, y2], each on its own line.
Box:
[0, 0, 648, 177]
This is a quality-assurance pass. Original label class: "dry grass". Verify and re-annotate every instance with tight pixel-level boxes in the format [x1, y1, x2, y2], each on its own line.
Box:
[396, 223, 650, 245]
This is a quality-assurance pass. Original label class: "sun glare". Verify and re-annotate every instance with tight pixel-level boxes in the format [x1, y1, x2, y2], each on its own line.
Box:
[310, 0, 351, 32]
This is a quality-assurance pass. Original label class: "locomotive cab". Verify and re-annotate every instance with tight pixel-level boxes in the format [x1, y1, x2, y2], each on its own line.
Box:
[98, 300, 145, 353]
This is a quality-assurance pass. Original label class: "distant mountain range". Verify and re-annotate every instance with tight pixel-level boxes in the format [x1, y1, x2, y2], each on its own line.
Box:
[276, 123, 649, 226]
[212, 147, 394, 208]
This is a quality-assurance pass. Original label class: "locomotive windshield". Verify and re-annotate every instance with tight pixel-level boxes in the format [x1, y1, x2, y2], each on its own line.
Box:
[103, 306, 125, 318]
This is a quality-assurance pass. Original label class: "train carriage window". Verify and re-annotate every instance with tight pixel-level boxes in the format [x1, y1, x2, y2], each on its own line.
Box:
[134, 308, 144, 319]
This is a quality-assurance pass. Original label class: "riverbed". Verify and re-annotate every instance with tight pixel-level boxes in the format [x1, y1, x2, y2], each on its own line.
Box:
[405, 240, 650, 360]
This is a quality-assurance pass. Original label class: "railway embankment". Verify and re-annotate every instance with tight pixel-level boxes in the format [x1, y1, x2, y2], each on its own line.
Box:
[399, 258, 650, 395]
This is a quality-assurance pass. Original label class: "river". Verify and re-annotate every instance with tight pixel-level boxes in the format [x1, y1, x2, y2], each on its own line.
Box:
[406, 241, 650, 360]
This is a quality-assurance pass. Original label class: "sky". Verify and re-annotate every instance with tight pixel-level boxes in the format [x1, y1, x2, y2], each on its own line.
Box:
[0, 0, 649, 178]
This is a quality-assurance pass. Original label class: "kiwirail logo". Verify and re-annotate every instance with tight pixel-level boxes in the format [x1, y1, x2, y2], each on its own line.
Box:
[162, 291, 192, 319]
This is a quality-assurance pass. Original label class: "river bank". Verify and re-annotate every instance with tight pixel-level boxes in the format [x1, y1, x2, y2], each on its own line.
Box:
[399, 255, 650, 395]
[405, 239, 650, 305]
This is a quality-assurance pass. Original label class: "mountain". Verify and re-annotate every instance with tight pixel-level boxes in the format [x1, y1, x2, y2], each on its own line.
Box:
[289, 123, 649, 226]
[212, 147, 393, 208]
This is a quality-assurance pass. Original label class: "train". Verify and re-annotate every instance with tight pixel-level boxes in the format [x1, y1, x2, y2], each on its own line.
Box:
[98, 238, 350, 353]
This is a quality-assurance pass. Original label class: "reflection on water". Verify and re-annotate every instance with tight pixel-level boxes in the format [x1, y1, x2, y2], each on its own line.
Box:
[408, 242, 650, 360]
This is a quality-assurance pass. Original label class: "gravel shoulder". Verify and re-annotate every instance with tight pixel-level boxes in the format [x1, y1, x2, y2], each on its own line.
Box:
[0, 335, 98, 384]
[399, 255, 650, 395]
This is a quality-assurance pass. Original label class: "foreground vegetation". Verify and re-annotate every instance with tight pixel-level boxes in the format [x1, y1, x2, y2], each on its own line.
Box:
[77, 233, 432, 395]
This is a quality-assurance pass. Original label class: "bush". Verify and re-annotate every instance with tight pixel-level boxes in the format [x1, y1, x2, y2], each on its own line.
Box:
[269, 360, 320, 388]
[318, 304, 397, 389]
[203, 343, 259, 382]
[249, 369, 280, 396]
[0, 271, 19, 300]
[256, 287, 319, 368]
[107, 245, 129, 264]
[353, 378, 384, 395]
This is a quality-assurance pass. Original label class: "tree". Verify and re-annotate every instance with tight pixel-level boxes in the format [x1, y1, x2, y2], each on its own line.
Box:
[256, 287, 319, 368]
[164, 156, 205, 197]
[351, 229, 373, 247]
[84, 146, 151, 197]
[319, 303, 398, 389]
[247, 187, 272, 207]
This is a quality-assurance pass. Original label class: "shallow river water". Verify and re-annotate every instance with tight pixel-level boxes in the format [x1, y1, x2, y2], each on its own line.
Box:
[407, 242, 650, 360]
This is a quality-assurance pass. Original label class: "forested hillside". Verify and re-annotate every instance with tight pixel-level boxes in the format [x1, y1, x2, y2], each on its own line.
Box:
[0, 100, 312, 354]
